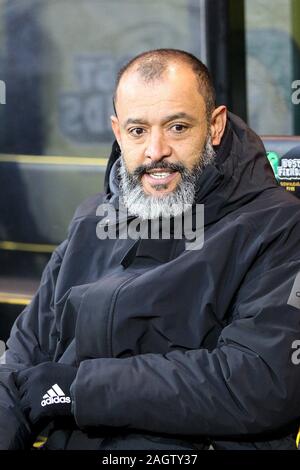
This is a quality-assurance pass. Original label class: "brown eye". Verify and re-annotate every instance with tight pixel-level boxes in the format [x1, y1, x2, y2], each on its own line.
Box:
[171, 124, 187, 133]
[130, 128, 145, 136]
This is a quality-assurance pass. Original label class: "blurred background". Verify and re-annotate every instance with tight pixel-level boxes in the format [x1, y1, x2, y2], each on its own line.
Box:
[0, 0, 300, 340]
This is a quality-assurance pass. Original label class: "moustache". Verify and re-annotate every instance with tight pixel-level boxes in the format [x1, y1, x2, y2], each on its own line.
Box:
[132, 161, 187, 178]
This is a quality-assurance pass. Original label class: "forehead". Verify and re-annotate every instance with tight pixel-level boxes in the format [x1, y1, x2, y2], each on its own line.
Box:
[115, 64, 206, 120]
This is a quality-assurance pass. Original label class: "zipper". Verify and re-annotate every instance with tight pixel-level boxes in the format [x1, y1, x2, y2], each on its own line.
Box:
[106, 273, 140, 357]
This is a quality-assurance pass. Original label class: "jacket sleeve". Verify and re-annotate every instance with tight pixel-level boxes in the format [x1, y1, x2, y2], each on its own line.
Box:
[0, 241, 67, 449]
[71, 256, 300, 437]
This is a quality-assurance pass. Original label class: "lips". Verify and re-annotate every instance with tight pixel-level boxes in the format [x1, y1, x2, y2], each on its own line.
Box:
[143, 170, 179, 186]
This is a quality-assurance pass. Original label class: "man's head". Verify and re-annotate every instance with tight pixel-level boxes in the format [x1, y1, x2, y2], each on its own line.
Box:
[111, 49, 227, 219]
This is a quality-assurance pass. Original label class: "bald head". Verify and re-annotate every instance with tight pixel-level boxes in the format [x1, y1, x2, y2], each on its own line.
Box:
[113, 49, 216, 119]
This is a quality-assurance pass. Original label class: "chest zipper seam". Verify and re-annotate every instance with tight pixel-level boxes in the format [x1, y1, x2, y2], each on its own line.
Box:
[106, 273, 140, 357]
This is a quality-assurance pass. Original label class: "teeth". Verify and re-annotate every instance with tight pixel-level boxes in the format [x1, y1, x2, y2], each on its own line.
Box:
[149, 172, 171, 179]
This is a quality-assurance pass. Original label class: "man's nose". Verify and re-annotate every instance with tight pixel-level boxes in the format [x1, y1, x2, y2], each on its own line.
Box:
[145, 129, 172, 162]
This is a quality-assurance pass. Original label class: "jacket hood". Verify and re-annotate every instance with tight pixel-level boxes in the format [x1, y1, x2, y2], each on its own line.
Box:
[104, 112, 278, 225]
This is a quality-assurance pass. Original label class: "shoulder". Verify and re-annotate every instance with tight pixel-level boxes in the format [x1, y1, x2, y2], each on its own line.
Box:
[72, 192, 107, 220]
[243, 187, 300, 229]
[65, 192, 109, 241]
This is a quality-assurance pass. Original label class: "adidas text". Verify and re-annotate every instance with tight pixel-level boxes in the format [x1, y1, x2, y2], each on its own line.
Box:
[41, 396, 71, 407]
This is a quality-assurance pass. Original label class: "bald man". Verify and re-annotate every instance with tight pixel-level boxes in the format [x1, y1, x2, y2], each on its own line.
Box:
[1, 49, 300, 451]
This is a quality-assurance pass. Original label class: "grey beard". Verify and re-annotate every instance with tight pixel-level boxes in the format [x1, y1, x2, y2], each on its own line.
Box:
[118, 135, 216, 220]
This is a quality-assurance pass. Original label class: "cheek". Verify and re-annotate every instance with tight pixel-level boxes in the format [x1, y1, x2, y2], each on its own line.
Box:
[120, 145, 144, 173]
[174, 140, 204, 170]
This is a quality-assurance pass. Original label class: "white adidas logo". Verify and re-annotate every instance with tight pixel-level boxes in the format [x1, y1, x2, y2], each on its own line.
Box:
[41, 384, 71, 407]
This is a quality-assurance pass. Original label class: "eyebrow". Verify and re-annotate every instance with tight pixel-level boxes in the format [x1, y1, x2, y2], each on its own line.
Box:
[123, 112, 196, 128]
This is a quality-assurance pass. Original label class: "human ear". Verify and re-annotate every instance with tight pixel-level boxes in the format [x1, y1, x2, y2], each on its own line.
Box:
[210, 106, 227, 145]
[110, 115, 122, 149]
